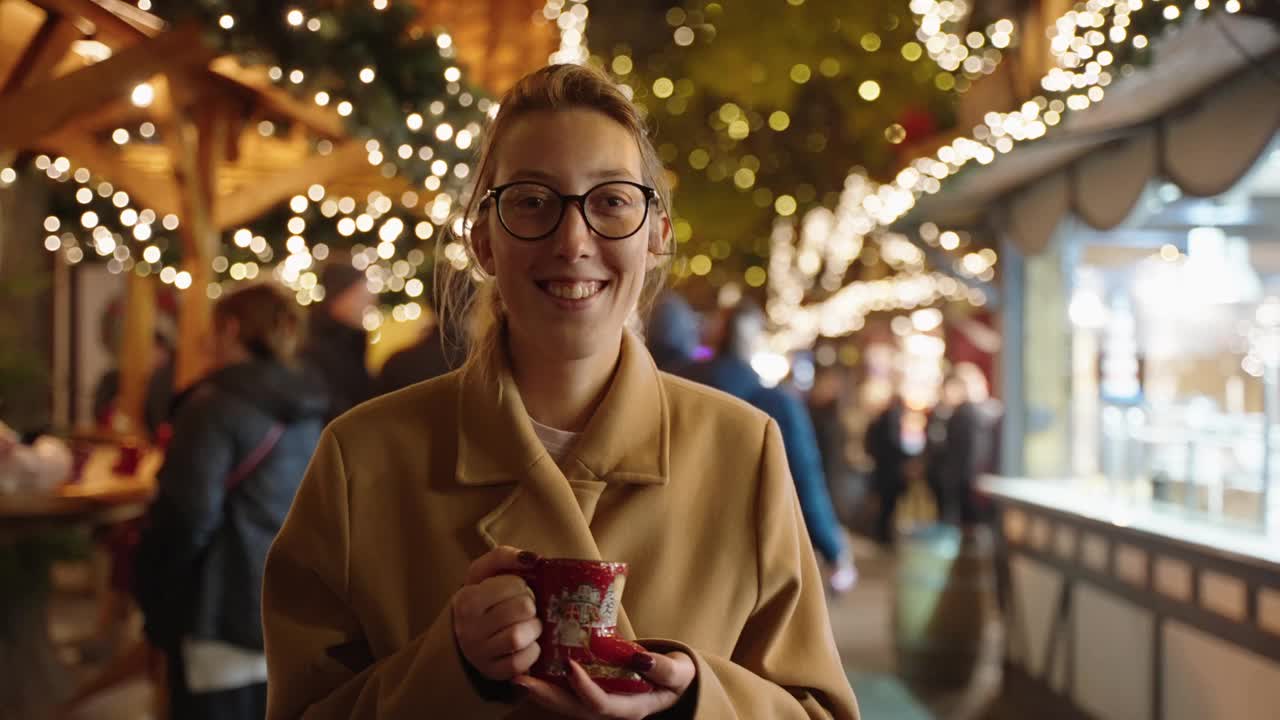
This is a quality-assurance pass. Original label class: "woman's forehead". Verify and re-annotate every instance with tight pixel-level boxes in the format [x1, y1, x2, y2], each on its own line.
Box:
[492, 108, 643, 185]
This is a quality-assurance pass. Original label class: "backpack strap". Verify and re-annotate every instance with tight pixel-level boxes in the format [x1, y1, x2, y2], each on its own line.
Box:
[225, 423, 285, 492]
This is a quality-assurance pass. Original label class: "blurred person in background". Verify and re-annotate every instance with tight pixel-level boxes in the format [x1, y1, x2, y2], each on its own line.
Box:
[133, 283, 326, 720]
[865, 393, 909, 547]
[807, 362, 864, 528]
[375, 299, 469, 395]
[941, 362, 1003, 526]
[924, 372, 969, 523]
[644, 289, 701, 374]
[302, 261, 374, 423]
[688, 299, 856, 593]
[93, 326, 176, 440]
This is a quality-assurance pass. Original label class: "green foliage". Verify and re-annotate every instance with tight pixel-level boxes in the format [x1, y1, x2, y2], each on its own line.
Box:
[168, 0, 486, 184]
[35, 1, 484, 303]
[589, 0, 956, 275]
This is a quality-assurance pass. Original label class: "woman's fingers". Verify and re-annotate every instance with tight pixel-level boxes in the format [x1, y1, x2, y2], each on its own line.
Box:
[464, 545, 538, 585]
[479, 638, 541, 681]
[480, 617, 542, 659]
[636, 651, 696, 694]
[452, 571, 540, 681]
[453, 575, 531, 621]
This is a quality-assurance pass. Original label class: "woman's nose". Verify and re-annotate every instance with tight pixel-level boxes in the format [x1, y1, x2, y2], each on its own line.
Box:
[552, 201, 595, 260]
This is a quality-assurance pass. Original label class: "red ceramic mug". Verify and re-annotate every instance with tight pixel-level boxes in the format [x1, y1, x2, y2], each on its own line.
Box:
[519, 558, 653, 694]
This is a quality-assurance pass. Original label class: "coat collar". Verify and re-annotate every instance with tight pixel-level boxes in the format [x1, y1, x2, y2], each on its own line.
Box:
[455, 329, 669, 488]
[455, 330, 664, 642]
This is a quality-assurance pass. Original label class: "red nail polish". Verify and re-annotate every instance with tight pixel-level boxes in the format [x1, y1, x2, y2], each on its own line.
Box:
[517, 550, 538, 567]
[628, 652, 655, 673]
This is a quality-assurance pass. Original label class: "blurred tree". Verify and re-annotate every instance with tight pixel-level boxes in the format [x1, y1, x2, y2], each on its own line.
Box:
[589, 0, 958, 281]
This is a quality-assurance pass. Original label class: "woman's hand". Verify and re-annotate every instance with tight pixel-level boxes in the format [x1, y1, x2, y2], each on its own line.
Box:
[452, 546, 542, 681]
[513, 650, 697, 719]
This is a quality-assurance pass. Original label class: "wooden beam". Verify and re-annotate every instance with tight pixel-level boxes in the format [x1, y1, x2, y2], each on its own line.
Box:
[41, 131, 182, 217]
[215, 141, 368, 230]
[0, 23, 211, 151]
[26, 0, 155, 46]
[54, 98, 144, 135]
[0, 15, 82, 170]
[210, 58, 348, 139]
[1, 15, 82, 94]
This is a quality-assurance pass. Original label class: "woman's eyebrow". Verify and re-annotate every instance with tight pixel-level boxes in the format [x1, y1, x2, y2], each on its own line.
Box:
[503, 168, 638, 183]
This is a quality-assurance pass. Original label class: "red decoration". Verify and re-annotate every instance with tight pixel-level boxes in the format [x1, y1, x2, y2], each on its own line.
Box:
[519, 559, 653, 694]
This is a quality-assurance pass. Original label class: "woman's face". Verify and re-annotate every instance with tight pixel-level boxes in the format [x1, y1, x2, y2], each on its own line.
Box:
[474, 108, 664, 365]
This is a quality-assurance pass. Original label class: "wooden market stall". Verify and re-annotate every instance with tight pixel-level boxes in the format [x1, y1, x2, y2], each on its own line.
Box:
[0, 0, 555, 433]
[0, 2, 556, 716]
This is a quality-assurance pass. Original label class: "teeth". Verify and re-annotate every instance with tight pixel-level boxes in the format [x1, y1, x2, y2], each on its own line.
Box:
[545, 281, 603, 300]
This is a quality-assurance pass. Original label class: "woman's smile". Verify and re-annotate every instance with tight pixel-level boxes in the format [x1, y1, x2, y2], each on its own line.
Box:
[537, 278, 610, 308]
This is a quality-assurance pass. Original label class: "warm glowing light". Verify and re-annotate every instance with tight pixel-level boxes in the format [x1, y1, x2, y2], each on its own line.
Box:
[131, 83, 154, 107]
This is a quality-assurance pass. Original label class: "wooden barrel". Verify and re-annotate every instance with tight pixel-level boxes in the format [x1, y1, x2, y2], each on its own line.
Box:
[893, 523, 998, 688]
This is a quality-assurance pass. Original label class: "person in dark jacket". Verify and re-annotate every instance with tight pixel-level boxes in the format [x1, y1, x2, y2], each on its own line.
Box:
[925, 373, 968, 522]
[301, 261, 374, 423]
[136, 283, 326, 720]
[865, 394, 909, 546]
[686, 299, 856, 593]
[645, 290, 702, 374]
[375, 298, 469, 395]
[941, 362, 1003, 526]
[807, 363, 865, 527]
[92, 330, 176, 439]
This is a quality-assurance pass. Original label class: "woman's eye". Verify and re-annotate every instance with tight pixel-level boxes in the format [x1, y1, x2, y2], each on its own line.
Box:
[595, 194, 631, 209]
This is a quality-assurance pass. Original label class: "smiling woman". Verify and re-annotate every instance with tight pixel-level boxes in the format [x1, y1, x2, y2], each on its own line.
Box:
[261, 64, 860, 720]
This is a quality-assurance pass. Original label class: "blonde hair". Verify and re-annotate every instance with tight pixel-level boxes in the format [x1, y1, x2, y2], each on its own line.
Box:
[437, 63, 674, 379]
[214, 283, 304, 363]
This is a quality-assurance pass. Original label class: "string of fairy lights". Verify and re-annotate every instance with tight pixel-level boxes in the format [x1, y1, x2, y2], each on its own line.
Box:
[8, 0, 553, 331]
[4, 0, 1252, 350]
[911, 0, 1016, 82]
[588, 0, 1008, 298]
[544, 0, 591, 64]
[765, 0, 1248, 352]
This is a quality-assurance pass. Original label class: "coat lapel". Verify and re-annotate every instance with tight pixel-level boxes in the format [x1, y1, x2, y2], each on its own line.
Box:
[455, 331, 669, 640]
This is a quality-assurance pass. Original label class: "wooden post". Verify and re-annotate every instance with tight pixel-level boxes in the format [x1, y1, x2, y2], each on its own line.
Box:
[115, 270, 155, 437]
[154, 64, 227, 392]
[160, 81, 227, 391]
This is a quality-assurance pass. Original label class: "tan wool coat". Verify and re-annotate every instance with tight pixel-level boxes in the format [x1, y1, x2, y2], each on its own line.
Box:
[262, 330, 859, 719]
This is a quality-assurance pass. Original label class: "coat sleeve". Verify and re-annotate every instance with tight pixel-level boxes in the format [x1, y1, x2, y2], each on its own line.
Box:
[262, 427, 514, 719]
[639, 419, 860, 720]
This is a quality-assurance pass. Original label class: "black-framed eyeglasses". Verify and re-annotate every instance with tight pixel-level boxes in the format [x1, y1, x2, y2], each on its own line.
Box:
[483, 180, 657, 241]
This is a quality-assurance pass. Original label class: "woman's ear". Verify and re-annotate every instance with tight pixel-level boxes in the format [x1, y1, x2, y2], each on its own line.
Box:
[646, 215, 673, 270]
[471, 215, 498, 276]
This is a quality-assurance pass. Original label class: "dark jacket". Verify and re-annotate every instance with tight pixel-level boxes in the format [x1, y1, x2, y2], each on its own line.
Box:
[941, 400, 1003, 523]
[684, 357, 847, 564]
[864, 400, 908, 492]
[374, 329, 466, 396]
[301, 311, 372, 423]
[137, 358, 326, 650]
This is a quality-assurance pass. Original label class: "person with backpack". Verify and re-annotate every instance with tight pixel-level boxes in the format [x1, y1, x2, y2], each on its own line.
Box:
[135, 283, 326, 719]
